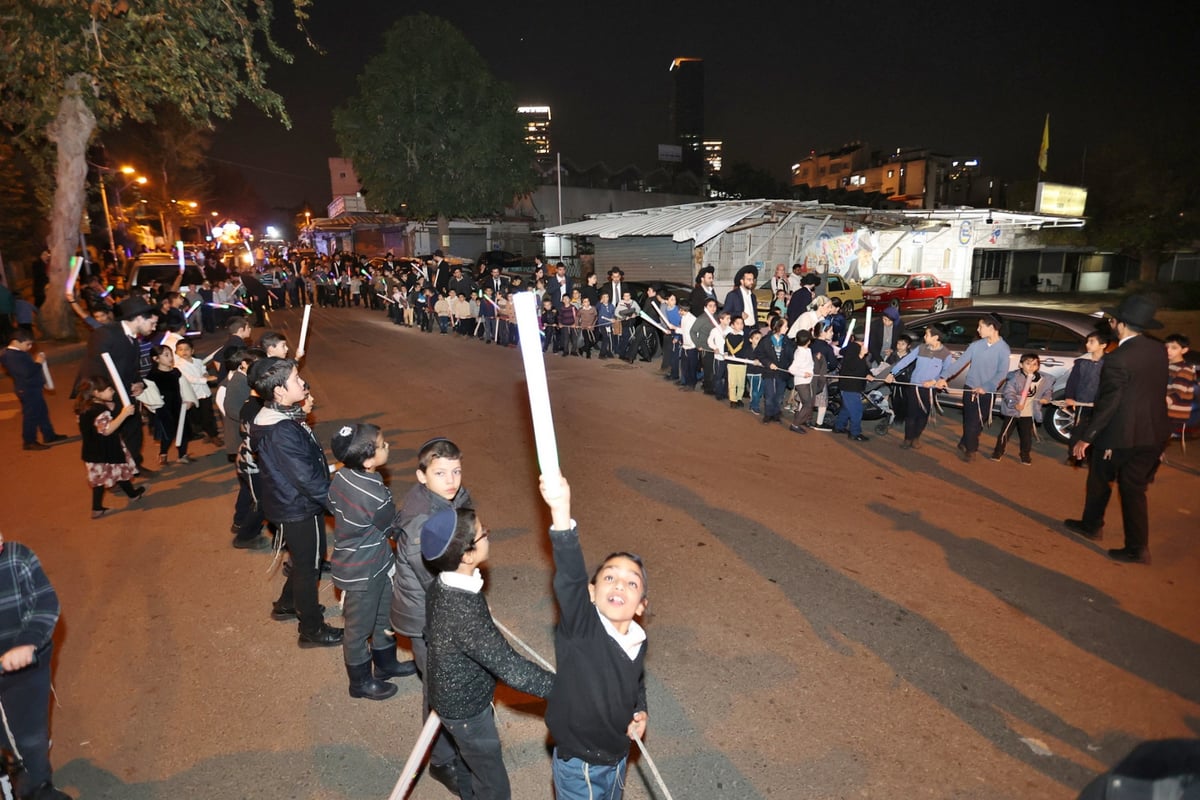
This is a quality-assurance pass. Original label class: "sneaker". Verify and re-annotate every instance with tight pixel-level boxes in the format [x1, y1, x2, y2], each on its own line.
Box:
[176, 455, 194, 465]
[989, 453, 1003, 462]
[850, 434, 870, 442]
[811, 422, 833, 431]
[1020, 456, 1032, 466]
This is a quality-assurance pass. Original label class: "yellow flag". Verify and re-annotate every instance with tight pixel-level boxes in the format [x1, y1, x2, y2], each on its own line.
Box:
[1037, 114, 1050, 173]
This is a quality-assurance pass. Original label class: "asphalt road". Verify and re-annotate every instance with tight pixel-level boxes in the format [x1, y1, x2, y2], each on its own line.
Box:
[3, 305, 1198, 800]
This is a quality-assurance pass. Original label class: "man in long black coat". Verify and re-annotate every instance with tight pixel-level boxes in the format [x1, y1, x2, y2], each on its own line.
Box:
[78, 296, 159, 468]
[1065, 295, 1170, 564]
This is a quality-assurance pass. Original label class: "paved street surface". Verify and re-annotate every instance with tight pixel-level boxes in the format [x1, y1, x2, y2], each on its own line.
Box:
[4, 305, 1198, 799]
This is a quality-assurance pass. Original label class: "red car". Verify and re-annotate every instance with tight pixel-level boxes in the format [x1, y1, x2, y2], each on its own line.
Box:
[861, 272, 952, 313]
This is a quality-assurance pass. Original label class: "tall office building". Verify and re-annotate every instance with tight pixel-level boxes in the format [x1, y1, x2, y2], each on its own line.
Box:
[518, 105, 552, 163]
[669, 58, 704, 176]
[703, 140, 723, 175]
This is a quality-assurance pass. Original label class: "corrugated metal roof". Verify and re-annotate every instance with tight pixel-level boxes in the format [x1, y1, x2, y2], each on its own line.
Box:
[538, 200, 1084, 242]
[541, 201, 767, 244]
[306, 213, 405, 231]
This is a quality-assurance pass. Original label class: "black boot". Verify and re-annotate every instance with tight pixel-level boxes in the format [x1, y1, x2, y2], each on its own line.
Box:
[347, 660, 398, 700]
[372, 646, 417, 679]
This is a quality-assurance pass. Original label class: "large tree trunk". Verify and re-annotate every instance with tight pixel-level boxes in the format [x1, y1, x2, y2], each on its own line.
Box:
[42, 74, 97, 341]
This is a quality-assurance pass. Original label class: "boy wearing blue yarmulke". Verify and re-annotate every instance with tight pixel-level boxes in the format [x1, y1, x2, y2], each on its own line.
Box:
[423, 506, 554, 800]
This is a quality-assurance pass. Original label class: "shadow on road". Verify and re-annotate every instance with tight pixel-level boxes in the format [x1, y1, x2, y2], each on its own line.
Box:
[617, 466, 1122, 789]
[873, 501, 1200, 706]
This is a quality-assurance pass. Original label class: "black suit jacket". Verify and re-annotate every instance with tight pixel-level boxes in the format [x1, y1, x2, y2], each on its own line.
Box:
[1082, 334, 1170, 450]
[867, 318, 908, 363]
[688, 285, 720, 315]
[78, 322, 141, 396]
[549, 277, 574, 309]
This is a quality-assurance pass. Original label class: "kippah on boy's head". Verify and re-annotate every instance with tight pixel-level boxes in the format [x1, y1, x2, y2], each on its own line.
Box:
[331, 423, 382, 469]
[421, 507, 480, 573]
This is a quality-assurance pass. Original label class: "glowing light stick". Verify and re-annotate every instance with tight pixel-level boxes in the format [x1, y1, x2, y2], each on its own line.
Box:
[176, 241, 185, 273]
[100, 352, 131, 408]
[842, 317, 856, 349]
[862, 306, 872, 357]
[65, 256, 83, 297]
[184, 300, 202, 319]
[512, 292, 560, 479]
[297, 304, 311, 357]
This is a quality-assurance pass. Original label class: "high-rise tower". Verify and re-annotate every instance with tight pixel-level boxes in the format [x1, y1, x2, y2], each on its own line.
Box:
[669, 58, 704, 176]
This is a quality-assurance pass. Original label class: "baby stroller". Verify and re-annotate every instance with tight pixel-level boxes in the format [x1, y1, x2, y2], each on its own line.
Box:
[826, 375, 895, 435]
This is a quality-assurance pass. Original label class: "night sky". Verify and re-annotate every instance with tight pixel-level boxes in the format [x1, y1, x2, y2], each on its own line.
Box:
[206, 0, 1197, 219]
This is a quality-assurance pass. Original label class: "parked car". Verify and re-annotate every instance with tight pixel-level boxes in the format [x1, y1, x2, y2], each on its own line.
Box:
[126, 253, 206, 291]
[620, 280, 697, 314]
[755, 272, 864, 321]
[862, 272, 952, 313]
[913, 305, 1107, 442]
[476, 250, 532, 272]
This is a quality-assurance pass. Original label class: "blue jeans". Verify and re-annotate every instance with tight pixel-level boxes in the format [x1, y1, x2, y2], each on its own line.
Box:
[440, 705, 510, 800]
[762, 377, 786, 418]
[747, 374, 763, 412]
[552, 749, 628, 800]
[835, 391, 864, 436]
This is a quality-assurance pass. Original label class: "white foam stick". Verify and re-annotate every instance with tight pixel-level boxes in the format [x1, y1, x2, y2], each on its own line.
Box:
[65, 256, 83, 297]
[100, 352, 131, 408]
[297, 304, 312, 357]
[41, 361, 54, 391]
[862, 306, 872, 356]
[174, 401, 187, 448]
[512, 292, 560, 479]
[176, 241, 185, 273]
[842, 317, 856, 349]
[386, 711, 442, 800]
[201, 345, 222, 365]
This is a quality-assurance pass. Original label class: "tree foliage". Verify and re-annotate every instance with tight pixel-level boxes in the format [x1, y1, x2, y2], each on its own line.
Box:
[1082, 134, 1200, 277]
[333, 14, 535, 222]
[0, 141, 44, 278]
[0, 0, 310, 338]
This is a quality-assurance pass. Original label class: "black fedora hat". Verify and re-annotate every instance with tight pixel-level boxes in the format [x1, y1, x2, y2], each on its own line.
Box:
[1101, 294, 1163, 330]
[117, 296, 156, 320]
[734, 264, 759, 282]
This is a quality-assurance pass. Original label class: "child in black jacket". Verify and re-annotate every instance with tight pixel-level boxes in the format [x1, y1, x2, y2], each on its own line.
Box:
[539, 473, 648, 800]
[423, 507, 554, 800]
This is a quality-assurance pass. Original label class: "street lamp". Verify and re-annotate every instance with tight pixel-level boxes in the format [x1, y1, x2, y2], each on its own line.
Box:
[94, 164, 147, 259]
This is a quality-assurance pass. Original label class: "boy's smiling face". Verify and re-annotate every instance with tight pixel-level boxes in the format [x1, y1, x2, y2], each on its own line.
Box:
[588, 556, 647, 629]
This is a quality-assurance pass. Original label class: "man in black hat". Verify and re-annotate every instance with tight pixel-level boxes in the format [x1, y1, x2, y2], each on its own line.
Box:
[77, 295, 159, 468]
[688, 265, 720, 316]
[723, 265, 759, 328]
[787, 272, 822, 327]
[1064, 295, 1170, 564]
